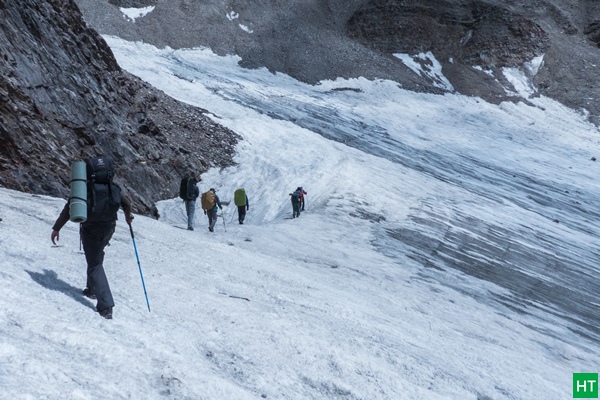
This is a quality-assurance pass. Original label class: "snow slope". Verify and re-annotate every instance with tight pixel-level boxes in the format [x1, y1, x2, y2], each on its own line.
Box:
[0, 36, 598, 399]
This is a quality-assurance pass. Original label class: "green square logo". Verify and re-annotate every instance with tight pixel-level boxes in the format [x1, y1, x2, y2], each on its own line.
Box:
[574, 373, 599, 398]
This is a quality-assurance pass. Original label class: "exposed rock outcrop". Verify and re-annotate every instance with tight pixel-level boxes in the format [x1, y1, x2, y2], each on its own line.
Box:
[585, 21, 600, 46]
[346, 0, 551, 104]
[0, 0, 239, 216]
[347, 1, 550, 67]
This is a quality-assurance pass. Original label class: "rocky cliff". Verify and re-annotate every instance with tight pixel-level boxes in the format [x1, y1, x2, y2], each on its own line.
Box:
[0, 0, 239, 216]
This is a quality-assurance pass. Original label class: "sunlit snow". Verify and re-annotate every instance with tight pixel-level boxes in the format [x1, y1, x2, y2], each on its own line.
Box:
[394, 51, 454, 91]
[226, 11, 239, 21]
[120, 6, 155, 22]
[239, 24, 253, 34]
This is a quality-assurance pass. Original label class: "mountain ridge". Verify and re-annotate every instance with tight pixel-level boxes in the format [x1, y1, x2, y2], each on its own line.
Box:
[77, 0, 600, 124]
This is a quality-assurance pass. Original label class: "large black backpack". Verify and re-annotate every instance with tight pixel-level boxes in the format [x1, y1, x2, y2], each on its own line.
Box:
[85, 156, 121, 223]
[179, 175, 195, 201]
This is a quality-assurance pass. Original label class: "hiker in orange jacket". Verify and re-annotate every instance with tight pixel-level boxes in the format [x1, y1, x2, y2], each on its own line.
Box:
[203, 188, 222, 232]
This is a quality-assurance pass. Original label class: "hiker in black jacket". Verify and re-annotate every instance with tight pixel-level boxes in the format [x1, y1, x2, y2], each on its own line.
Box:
[290, 189, 302, 218]
[51, 156, 133, 320]
[185, 176, 200, 231]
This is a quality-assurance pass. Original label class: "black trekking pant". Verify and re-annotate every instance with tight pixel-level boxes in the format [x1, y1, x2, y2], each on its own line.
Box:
[81, 222, 116, 312]
[208, 208, 219, 230]
[237, 205, 246, 223]
[292, 203, 301, 218]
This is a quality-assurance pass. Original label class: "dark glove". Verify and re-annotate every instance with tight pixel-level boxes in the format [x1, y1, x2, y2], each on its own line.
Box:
[51, 230, 60, 245]
[246, 206, 249, 210]
[126, 214, 134, 225]
[204, 210, 207, 215]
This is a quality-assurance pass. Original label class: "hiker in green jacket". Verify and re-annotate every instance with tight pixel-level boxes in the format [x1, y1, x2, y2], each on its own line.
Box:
[234, 188, 249, 224]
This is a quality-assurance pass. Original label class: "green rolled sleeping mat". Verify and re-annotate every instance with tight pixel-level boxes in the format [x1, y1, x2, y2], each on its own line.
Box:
[69, 161, 87, 223]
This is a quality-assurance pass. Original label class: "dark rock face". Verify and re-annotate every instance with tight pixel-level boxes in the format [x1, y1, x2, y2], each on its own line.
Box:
[0, 0, 239, 216]
[347, 1, 550, 67]
[585, 21, 600, 47]
[75, 0, 600, 124]
[345, 0, 552, 105]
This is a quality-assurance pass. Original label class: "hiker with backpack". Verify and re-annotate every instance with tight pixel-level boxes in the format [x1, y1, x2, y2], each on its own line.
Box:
[202, 188, 222, 232]
[179, 173, 200, 231]
[50, 155, 133, 320]
[233, 188, 249, 224]
[297, 187, 307, 211]
[290, 188, 302, 218]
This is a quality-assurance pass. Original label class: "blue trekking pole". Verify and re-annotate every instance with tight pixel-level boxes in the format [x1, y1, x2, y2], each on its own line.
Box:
[128, 221, 151, 312]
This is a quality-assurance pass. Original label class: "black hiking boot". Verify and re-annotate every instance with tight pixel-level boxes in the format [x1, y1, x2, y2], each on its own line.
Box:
[82, 288, 96, 300]
[98, 307, 113, 319]
[187, 226, 194, 231]
[209, 226, 214, 232]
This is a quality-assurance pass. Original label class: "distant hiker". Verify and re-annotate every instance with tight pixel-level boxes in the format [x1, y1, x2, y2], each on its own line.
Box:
[233, 188, 249, 224]
[179, 173, 200, 230]
[202, 188, 222, 232]
[290, 188, 302, 218]
[297, 187, 307, 211]
[50, 155, 133, 320]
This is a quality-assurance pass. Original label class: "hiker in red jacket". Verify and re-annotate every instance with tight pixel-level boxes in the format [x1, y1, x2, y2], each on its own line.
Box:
[297, 187, 307, 211]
